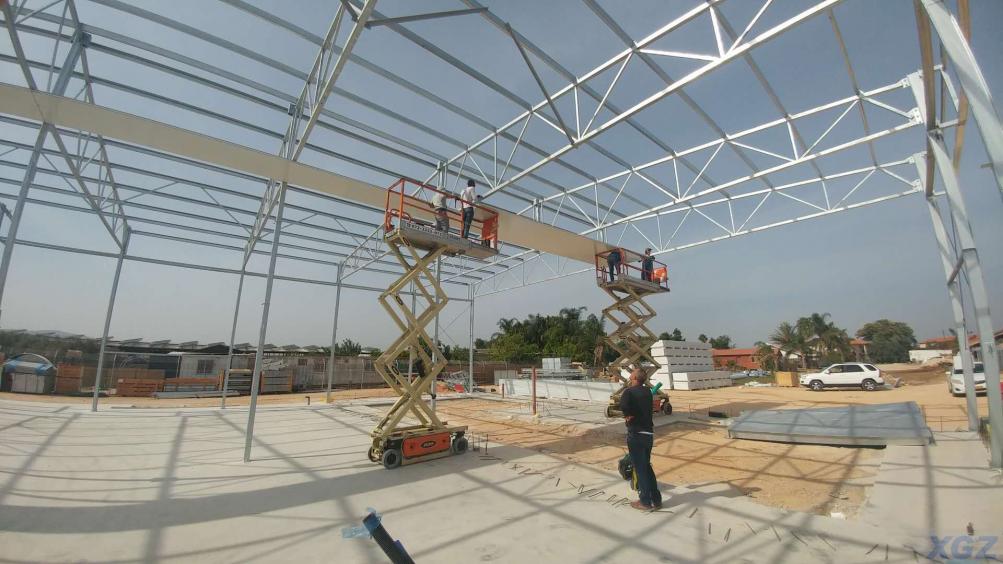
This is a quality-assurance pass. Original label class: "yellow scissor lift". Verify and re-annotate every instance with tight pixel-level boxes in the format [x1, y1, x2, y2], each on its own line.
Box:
[595, 249, 672, 418]
[368, 179, 500, 469]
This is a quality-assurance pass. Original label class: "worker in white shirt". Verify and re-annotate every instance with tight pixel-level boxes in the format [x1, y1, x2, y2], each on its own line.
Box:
[431, 189, 449, 233]
[460, 179, 476, 239]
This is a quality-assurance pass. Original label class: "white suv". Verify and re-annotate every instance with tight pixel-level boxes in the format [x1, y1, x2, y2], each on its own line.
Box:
[800, 363, 884, 391]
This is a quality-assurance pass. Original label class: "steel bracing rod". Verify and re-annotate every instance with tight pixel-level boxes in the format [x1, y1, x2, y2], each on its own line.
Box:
[466, 0, 844, 198]
[0, 173, 492, 285]
[916, 155, 978, 431]
[523, 77, 912, 210]
[474, 187, 924, 298]
[926, 139, 1003, 467]
[221, 271, 244, 409]
[1, 4, 129, 247]
[11, 10, 627, 231]
[919, 0, 1003, 198]
[243, 1, 374, 267]
[504, 23, 574, 146]
[0, 234, 472, 303]
[364, 6, 486, 28]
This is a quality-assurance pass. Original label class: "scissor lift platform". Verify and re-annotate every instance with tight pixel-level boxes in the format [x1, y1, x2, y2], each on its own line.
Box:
[389, 219, 499, 259]
[597, 275, 669, 295]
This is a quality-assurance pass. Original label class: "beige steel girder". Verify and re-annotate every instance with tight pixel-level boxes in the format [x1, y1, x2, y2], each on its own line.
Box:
[369, 232, 466, 463]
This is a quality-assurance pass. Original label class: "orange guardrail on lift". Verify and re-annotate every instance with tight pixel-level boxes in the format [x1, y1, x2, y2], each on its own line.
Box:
[595, 247, 669, 290]
[384, 178, 499, 250]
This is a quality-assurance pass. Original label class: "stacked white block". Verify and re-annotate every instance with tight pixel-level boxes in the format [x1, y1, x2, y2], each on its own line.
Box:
[670, 371, 732, 390]
[649, 340, 713, 389]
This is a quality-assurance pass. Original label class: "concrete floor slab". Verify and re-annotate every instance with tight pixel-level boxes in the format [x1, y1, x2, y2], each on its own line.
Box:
[727, 402, 934, 446]
[0, 398, 982, 563]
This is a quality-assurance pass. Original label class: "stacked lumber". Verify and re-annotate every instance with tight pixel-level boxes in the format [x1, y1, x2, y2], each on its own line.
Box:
[115, 378, 163, 397]
[55, 364, 83, 394]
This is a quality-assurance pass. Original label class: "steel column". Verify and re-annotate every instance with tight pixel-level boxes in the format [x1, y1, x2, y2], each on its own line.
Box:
[432, 257, 441, 410]
[929, 139, 1003, 466]
[325, 263, 344, 404]
[221, 270, 246, 409]
[0, 30, 85, 325]
[920, 0, 1003, 197]
[918, 153, 978, 429]
[243, 185, 288, 462]
[468, 284, 474, 394]
[91, 227, 130, 412]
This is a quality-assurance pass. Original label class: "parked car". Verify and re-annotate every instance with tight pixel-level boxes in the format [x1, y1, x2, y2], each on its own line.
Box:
[799, 363, 883, 391]
[946, 356, 986, 397]
[1, 353, 57, 392]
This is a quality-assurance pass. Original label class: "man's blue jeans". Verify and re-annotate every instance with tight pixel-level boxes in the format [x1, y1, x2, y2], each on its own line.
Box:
[627, 431, 662, 507]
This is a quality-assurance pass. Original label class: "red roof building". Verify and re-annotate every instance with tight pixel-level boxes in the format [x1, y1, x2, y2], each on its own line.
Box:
[712, 348, 759, 370]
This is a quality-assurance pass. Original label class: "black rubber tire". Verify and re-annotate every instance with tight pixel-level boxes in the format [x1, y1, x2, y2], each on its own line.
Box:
[809, 380, 824, 392]
[660, 401, 673, 415]
[861, 379, 877, 391]
[381, 448, 402, 469]
[452, 436, 469, 455]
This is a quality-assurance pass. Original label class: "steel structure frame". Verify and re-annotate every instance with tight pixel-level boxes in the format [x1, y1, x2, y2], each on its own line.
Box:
[0, 0, 1000, 464]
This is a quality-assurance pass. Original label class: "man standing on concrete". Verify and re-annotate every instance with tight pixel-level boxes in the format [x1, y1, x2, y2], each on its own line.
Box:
[460, 179, 476, 239]
[620, 367, 662, 510]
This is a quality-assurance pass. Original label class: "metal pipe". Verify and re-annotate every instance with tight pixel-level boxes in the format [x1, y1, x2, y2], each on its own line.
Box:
[532, 366, 537, 416]
[325, 263, 343, 404]
[91, 228, 130, 412]
[243, 184, 288, 463]
[221, 270, 246, 409]
[468, 284, 475, 394]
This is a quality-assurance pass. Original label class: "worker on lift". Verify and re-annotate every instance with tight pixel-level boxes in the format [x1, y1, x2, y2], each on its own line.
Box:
[620, 367, 663, 510]
[641, 248, 655, 281]
[432, 189, 449, 233]
[461, 179, 476, 239]
[606, 247, 622, 282]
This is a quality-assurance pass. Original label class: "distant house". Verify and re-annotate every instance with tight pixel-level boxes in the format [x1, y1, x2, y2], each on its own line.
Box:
[849, 338, 870, 362]
[970, 329, 1003, 364]
[712, 348, 759, 370]
[916, 335, 960, 351]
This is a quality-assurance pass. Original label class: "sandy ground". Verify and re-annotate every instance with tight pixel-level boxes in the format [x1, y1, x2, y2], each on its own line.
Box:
[2, 365, 992, 517]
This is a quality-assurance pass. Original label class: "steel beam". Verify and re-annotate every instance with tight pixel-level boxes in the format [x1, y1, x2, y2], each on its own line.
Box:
[221, 272, 245, 409]
[916, 153, 978, 430]
[0, 18, 85, 325]
[929, 138, 1002, 466]
[325, 263, 344, 404]
[91, 227, 130, 412]
[920, 0, 1003, 198]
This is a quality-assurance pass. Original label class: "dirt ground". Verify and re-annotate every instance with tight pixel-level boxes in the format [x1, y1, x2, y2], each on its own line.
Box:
[1, 364, 992, 516]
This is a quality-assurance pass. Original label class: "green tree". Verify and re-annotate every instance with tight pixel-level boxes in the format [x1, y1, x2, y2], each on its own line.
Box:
[333, 339, 362, 356]
[658, 328, 684, 341]
[754, 341, 778, 371]
[769, 314, 852, 369]
[857, 319, 916, 363]
[486, 307, 605, 363]
[709, 335, 732, 349]
[698, 334, 709, 343]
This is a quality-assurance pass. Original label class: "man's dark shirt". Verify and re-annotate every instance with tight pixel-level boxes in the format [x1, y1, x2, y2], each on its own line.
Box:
[620, 384, 653, 433]
[642, 255, 654, 273]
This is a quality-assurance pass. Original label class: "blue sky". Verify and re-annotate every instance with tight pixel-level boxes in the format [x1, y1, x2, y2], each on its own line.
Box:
[1, 0, 1002, 351]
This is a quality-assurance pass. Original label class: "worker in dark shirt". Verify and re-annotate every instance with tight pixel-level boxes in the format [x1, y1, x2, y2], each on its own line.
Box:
[619, 367, 663, 510]
[606, 248, 622, 282]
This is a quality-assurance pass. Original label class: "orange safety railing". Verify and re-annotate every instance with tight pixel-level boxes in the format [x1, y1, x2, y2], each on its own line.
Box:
[595, 247, 669, 290]
[384, 178, 499, 250]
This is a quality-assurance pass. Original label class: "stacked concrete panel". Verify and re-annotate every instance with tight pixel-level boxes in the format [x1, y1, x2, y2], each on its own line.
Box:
[649, 340, 730, 391]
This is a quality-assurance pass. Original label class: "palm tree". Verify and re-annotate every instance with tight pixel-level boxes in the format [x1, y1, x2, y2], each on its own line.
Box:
[770, 322, 805, 369]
